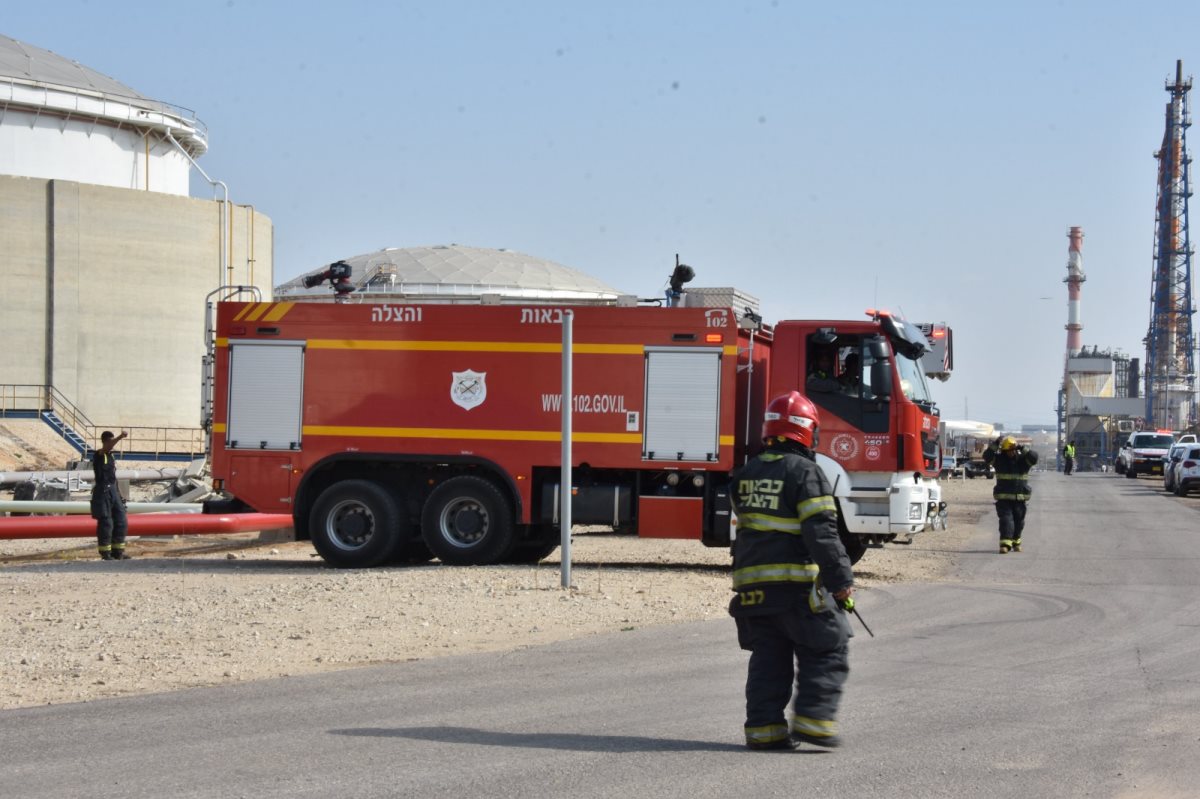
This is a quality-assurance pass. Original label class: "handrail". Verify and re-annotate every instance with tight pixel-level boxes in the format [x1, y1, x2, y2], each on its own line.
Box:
[0, 384, 205, 457]
[0, 75, 207, 139]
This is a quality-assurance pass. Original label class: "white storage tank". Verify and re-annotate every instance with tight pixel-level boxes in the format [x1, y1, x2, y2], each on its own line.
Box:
[0, 34, 206, 195]
[0, 35, 272, 448]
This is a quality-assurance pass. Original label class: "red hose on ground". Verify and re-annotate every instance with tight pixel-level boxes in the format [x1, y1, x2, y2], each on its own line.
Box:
[0, 513, 294, 540]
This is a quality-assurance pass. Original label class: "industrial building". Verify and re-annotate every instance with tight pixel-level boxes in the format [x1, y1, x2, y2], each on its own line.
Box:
[0, 35, 273, 456]
[1057, 227, 1145, 470]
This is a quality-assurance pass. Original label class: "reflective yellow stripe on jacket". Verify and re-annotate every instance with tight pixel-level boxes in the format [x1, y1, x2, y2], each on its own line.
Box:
[732, 562, 820, 589]
[737, 513, 804, 534]
[797, 495, 836, 522]
[737, 495, 835, 535]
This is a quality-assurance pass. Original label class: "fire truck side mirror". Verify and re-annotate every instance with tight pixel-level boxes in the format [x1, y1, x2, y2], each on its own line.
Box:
[870, 361, 892, 399]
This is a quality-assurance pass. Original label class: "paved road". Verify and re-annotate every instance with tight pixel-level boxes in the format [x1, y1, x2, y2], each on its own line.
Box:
[3, 472, 1199, 798]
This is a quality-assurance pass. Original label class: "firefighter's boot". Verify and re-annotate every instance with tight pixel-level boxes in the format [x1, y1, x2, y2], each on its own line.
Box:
[792, 731, 842, 749]
[1012, 540, 1022, 552]
[999, 541, 1012, 554]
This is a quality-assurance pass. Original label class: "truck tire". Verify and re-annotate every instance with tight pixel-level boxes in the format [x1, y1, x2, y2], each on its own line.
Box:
[835, 513, 868, 565]
[309, 480, 403, 568]
[421, 476, 515, 565]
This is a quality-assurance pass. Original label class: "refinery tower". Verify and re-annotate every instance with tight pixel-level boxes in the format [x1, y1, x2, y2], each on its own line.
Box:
[1144, 60, 1196, 431]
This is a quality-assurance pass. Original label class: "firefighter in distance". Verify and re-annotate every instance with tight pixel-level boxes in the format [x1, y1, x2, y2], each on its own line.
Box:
[983, 435, 1039, 554]
[91, 430, 130, 560]
[729, 390, 856, 751]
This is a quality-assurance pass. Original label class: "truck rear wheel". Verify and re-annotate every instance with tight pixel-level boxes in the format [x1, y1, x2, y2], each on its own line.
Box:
[310, 479, 403, 568]
[421, 476, 515, 565]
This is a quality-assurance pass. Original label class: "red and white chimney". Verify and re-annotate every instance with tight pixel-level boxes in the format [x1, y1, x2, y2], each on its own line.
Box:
[1064, 226, 1086, 356]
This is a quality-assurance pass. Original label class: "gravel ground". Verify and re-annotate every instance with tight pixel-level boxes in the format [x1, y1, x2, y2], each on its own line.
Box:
[1, 441, 997, 710]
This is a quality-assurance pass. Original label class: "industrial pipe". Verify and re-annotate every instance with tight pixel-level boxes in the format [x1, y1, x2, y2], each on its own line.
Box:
[164, 129, 229, 286]
[0, 501, 202, 515]
[0, 513, 293, 540]
[0, 468, 185, 487]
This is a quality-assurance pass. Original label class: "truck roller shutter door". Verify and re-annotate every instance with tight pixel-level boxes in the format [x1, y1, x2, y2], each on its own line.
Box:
[227, 341, 304, 450]
[643, 348, 721, 461]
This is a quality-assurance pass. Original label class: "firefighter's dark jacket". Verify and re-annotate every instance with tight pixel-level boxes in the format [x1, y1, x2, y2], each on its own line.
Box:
[983, 444, 1039, 501]
[729, 442, 854, 615]
[92, 450, 117, 488]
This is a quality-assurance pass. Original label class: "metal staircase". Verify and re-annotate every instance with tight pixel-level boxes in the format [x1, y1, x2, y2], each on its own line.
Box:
[40, 409, 88, 455]
[0, 384, 205, 462]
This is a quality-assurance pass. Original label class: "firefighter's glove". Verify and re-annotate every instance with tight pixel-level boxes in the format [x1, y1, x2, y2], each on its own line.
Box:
[838, 596, 855, 613]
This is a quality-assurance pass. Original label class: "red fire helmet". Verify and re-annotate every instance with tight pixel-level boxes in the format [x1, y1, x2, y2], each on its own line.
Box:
[762, 390, 820, 447]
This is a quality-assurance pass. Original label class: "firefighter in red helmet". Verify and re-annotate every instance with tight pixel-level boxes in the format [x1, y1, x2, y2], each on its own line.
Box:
[729, 390, 856, 751]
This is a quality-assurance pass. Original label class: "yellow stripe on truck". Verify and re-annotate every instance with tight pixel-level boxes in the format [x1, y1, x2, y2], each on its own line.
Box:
[261, 302, 295, 322]
[243, 303, 272, 322]
[307, 339, 645, 355]
[303, 425, 643, 443]
[216, 426, 731, 448]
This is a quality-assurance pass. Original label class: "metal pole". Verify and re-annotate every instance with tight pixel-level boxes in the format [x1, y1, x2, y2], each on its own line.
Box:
[560, 310, 574, 589]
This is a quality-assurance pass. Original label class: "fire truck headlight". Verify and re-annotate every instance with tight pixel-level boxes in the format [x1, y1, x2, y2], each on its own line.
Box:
[692, 474, 705, 488]
[909, 503, 924, 521]
[666, 472, 680, 486]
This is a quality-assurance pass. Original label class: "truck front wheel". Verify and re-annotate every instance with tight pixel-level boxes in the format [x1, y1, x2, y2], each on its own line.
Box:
[421, 476, 515, 565]
[310, 480, 403, 568]
[836, 513, 868, 565]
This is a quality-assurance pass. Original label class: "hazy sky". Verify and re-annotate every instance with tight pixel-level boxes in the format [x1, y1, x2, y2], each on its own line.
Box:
[7, 1, 1200, 427]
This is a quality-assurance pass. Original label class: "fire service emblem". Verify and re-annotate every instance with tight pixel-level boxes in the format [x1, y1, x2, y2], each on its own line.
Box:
[829, 433, 860, 461]
[451, 370, 487, 410]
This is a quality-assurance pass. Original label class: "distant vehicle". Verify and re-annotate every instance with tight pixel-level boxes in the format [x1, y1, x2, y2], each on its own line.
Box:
[1174, 446, 1200, 496]
[940, 454, 964, 479]
[963, 460, 994, 479]
[1163, 443, 1190, 492]
[1116, 432, 1175, 478]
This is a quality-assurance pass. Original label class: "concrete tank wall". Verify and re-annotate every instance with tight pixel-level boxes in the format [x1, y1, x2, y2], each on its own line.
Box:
[0, 109, 193, 195]
[0, 174, 273, 428]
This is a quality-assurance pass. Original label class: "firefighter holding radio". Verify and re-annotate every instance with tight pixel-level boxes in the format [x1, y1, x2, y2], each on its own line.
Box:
[729, 391, 855, 751]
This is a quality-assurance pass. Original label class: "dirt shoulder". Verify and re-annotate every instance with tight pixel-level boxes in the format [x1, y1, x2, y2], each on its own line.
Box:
[0, 478, 995, 710]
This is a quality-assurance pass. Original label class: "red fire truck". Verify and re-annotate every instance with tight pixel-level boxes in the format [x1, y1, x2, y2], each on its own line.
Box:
[207, 296, 947, 567]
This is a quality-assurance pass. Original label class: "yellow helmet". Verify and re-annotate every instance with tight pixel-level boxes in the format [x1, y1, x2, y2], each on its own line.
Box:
[1000, 436, 1018, 452]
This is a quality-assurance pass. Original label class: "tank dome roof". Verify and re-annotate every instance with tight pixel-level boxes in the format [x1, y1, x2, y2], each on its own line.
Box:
[276, 244, 627, 303]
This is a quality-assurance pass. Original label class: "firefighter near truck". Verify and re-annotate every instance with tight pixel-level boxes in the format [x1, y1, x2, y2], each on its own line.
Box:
[206, 292, 949, 568]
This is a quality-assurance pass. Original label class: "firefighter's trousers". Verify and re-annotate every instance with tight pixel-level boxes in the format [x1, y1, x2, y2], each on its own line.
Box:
[736, 607, 850, 742]
[995, 499, 1027, 543]
[1064, 457, 1074, 475]
[93, 483, 128, 553]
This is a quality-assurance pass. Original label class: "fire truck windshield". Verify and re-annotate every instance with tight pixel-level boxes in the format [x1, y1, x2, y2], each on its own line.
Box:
[896, 352, 934, 404]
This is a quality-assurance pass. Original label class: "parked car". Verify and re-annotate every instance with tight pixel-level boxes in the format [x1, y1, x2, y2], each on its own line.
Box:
[1175, 446, 1200, 496]
[963, 459, 994, 479]
[1163, 443, 1191, 492]
[940, 454, 964, 479]
[1117, 432, 1175, 478]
